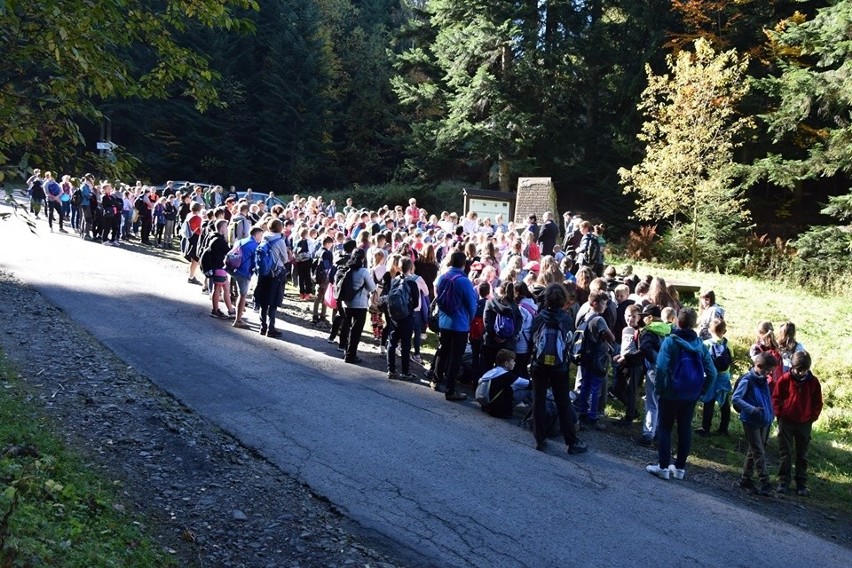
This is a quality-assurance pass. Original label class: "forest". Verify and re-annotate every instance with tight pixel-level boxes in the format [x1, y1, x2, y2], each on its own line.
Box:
[1, 0, 851, 286]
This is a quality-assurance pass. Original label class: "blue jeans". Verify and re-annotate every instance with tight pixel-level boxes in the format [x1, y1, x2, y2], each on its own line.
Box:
[578, 367, 603, 420]
[122, 210, 133, 237]
[657, 398, 697, 469]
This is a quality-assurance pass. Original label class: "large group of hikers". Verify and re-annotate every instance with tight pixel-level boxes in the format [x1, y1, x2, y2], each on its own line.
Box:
[25, 172, 824, 496]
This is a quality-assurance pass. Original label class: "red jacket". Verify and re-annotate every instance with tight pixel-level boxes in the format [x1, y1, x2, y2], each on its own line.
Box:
[772, 370, 823, 424]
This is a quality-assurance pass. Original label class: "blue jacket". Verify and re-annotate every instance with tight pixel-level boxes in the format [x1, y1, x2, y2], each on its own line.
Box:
[733, 369, 774, 426]
[655, 328, 716, 401]
[235, 237, 259, 279]
[435, 268, 477, 332]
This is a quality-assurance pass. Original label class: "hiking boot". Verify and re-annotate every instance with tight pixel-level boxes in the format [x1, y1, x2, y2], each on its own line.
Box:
[776, 483, 789, 494]
[646, 464, 670, 480]
[757, 484, 772, 497]
[668, 465, 686, 480]
[259, 325, 267, 336]
[738, 478, 756, 492]
[266, 329, 282, 338]
[445, 390, 467, 402]
[796, 487, 810, 497]
[567, 441, 588, 455]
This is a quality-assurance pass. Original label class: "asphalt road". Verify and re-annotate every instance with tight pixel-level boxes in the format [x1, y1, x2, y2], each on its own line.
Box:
[1, 207, 849, 568]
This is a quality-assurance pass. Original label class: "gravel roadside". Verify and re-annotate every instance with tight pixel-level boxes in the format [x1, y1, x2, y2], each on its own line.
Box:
[0, 270, 402, 568]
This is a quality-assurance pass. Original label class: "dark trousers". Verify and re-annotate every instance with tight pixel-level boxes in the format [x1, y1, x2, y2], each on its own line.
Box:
[531, 366, 579, 446]
[657, 398, 697, 470]
[387, 315, 414, 374]
[482, 342, 502, 372]
[102, 215, 119, 242]
[141, 216, 152, 243]
[743, 423, 770, 485]
[701, 392, 731, 433]
[470, 339, 483, 379]
[435, 329, 468, 394]
[778, 419, 812, 488]
[297, 261, 312, 294]
[47, 201, 64, 229]
[259, 274, 284, 330]
[329, 308, 345, 347]
[343, 307, 367, 360]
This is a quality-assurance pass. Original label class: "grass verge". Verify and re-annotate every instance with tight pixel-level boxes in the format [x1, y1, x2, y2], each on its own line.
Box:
[0, 350, 177, 568]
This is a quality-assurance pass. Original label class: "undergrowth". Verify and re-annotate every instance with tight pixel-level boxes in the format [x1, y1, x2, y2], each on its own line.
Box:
[0, 351, 177, 568]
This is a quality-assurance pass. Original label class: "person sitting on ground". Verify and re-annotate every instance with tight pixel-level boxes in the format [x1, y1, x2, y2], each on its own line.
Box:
[733, 352, 778, 496]
[476, 349, 532, 419]
[771, 350, 822, 496]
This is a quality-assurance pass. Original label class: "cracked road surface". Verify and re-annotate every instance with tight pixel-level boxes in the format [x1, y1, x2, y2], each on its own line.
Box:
[2, 208, 849, 568]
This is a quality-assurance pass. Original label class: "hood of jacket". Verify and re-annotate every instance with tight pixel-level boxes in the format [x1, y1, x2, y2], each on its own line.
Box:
[486, 297, 513, 314]
[479, 367, 511, 382]
[669, 329, 704, 353]
[645, 320, 672, 337]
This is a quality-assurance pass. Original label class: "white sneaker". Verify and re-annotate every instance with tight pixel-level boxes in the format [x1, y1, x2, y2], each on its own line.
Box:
[669, 465, 686, 480]
[646, 464, 670, 480]
[379, 345, 387, 356]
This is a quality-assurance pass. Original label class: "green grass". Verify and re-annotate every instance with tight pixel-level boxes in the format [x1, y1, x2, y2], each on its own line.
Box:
[617, 259, 852, 508]
[0, 351, 178, 568]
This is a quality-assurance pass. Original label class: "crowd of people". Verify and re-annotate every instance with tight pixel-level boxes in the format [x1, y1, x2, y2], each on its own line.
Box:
[24, 172, 824, 493]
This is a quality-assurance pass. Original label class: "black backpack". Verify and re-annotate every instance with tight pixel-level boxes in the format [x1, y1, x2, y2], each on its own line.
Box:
[334, 265, 358, 302]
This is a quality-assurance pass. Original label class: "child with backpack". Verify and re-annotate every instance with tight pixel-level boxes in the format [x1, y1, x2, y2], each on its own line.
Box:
[513, 282, 537, 378]
[646, 308, 716, 481]
[469, 282, 489, 380]
[696, 318, 733, 436]
[732, 352, 778, 496]
[385, 258, 420, 380]
[529, 284, 587, 455]
[575, 292, 615, 430]
[482, 282, 522, 371]
[772, 351, 822, 496]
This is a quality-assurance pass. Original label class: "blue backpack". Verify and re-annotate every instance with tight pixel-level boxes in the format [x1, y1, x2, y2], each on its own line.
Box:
[493, 311, 515, 341]
[435, 272, 463, 314]
[672, 346, 706, 400]
[533, 320, 567, 367]
[255, 236, 280, 277]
